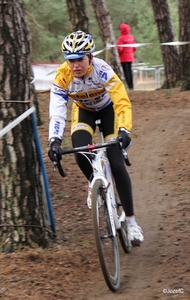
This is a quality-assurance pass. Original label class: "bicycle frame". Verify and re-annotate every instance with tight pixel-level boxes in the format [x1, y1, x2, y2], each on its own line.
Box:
[95, 120, 126, 231]
[56, 139, 125, 235]
[89, 148, 125, 235]
[55, 125, 128, 235]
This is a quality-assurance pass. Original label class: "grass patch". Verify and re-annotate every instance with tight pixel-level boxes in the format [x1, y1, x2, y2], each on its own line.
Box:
[55, 194, 69, 200]
[78, 241, 91, 247]
[165, 90, 174, 97]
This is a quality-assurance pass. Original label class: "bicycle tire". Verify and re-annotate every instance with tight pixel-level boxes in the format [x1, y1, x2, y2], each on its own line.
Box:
[114, 188, 131, 253]
[91, 179, 120, 292]
[118, 220, 131, 253]
[116, 202, 131, 253]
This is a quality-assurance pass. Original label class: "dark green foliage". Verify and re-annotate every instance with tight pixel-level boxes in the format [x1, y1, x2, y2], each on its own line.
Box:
[23, 0, 178, 65]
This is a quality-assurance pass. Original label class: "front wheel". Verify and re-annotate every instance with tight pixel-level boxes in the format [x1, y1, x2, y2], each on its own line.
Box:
[116, 199, 131, 253]
[118, 221, 131, 253]
[91, 179, 120, 292]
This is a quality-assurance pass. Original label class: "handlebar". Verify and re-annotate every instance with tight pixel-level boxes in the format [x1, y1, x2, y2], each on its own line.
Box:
[53, 139, 131, 177]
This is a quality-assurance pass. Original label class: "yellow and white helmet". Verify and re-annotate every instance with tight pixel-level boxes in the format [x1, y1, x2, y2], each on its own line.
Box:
[61, 30, 95, 59]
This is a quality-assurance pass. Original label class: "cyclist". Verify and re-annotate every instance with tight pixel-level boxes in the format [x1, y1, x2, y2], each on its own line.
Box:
[48, 30, 144, 246]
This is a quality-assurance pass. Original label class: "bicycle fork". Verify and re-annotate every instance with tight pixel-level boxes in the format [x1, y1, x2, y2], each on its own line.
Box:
[95, 177, 125, 236]
[104, 182, 126, 232]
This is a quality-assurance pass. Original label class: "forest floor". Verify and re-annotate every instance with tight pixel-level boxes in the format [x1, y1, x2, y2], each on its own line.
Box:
[0, 87, 190, 300]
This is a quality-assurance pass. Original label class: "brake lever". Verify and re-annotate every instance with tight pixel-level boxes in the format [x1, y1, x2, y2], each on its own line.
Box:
[122, 149, 132, 166]
[53, 161, 57, 172]
[118, 138, 132, 167]
[53, 160, 67, 177]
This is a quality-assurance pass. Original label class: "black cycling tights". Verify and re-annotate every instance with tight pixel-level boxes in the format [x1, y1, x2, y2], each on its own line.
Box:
[72, 130, 134, 216]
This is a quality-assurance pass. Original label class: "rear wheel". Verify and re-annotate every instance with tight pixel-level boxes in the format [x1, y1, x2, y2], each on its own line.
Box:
[92, 180, 120, 292]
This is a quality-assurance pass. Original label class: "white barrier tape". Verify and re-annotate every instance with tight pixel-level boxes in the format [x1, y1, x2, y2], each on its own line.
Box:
[122, 42, 153, 47]
[106, 43, 115, 48]
[0, 106, 35, 138]
[107, 42, 153, 48]
[161, 41, 190, 45]
[31, 68, 58, 84]
[106, 41, 190, 48]
[92, 49, 105, 56]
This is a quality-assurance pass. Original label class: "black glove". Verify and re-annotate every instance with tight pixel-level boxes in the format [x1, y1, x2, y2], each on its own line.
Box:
[118, 129, 131, 149]
[48, 138, 62, 162]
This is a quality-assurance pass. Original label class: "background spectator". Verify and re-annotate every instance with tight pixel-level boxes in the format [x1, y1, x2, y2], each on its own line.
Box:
[117, 23, 137, 89]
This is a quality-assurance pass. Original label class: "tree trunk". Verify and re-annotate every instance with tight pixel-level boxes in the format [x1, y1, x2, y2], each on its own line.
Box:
[179, 0, 190, 90]
[151, 0, 179, 88]
[0, 0, 50, 252]
[66, 0, 89, 32]
[91, 0, 123, 79]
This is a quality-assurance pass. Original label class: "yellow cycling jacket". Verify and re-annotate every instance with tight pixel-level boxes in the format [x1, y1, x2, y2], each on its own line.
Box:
[49, 57, 132, 140]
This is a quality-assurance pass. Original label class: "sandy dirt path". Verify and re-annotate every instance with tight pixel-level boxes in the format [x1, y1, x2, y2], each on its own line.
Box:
[70, 102, 190, 300]
[1, 89, 190, 300]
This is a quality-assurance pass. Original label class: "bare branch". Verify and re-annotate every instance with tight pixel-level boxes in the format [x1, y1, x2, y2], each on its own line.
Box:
[25, 10, 44, 29]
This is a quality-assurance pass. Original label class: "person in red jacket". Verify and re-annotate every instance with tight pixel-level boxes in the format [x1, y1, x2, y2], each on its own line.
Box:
[117, 23, 137, 90]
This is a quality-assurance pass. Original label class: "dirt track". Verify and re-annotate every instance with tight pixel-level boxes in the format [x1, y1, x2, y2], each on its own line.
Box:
[0, 88, 190, 300]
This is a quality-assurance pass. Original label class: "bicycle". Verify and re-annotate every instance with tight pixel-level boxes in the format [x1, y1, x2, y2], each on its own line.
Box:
[53, 119, 132, 292]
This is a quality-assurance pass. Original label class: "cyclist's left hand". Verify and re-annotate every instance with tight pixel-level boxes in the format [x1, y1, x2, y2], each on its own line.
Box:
[118, 129, 131, 149]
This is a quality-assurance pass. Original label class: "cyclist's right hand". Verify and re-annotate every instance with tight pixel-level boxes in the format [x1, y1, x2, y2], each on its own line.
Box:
[48, 138, 62, 162]
[118, 129, 131, 149]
